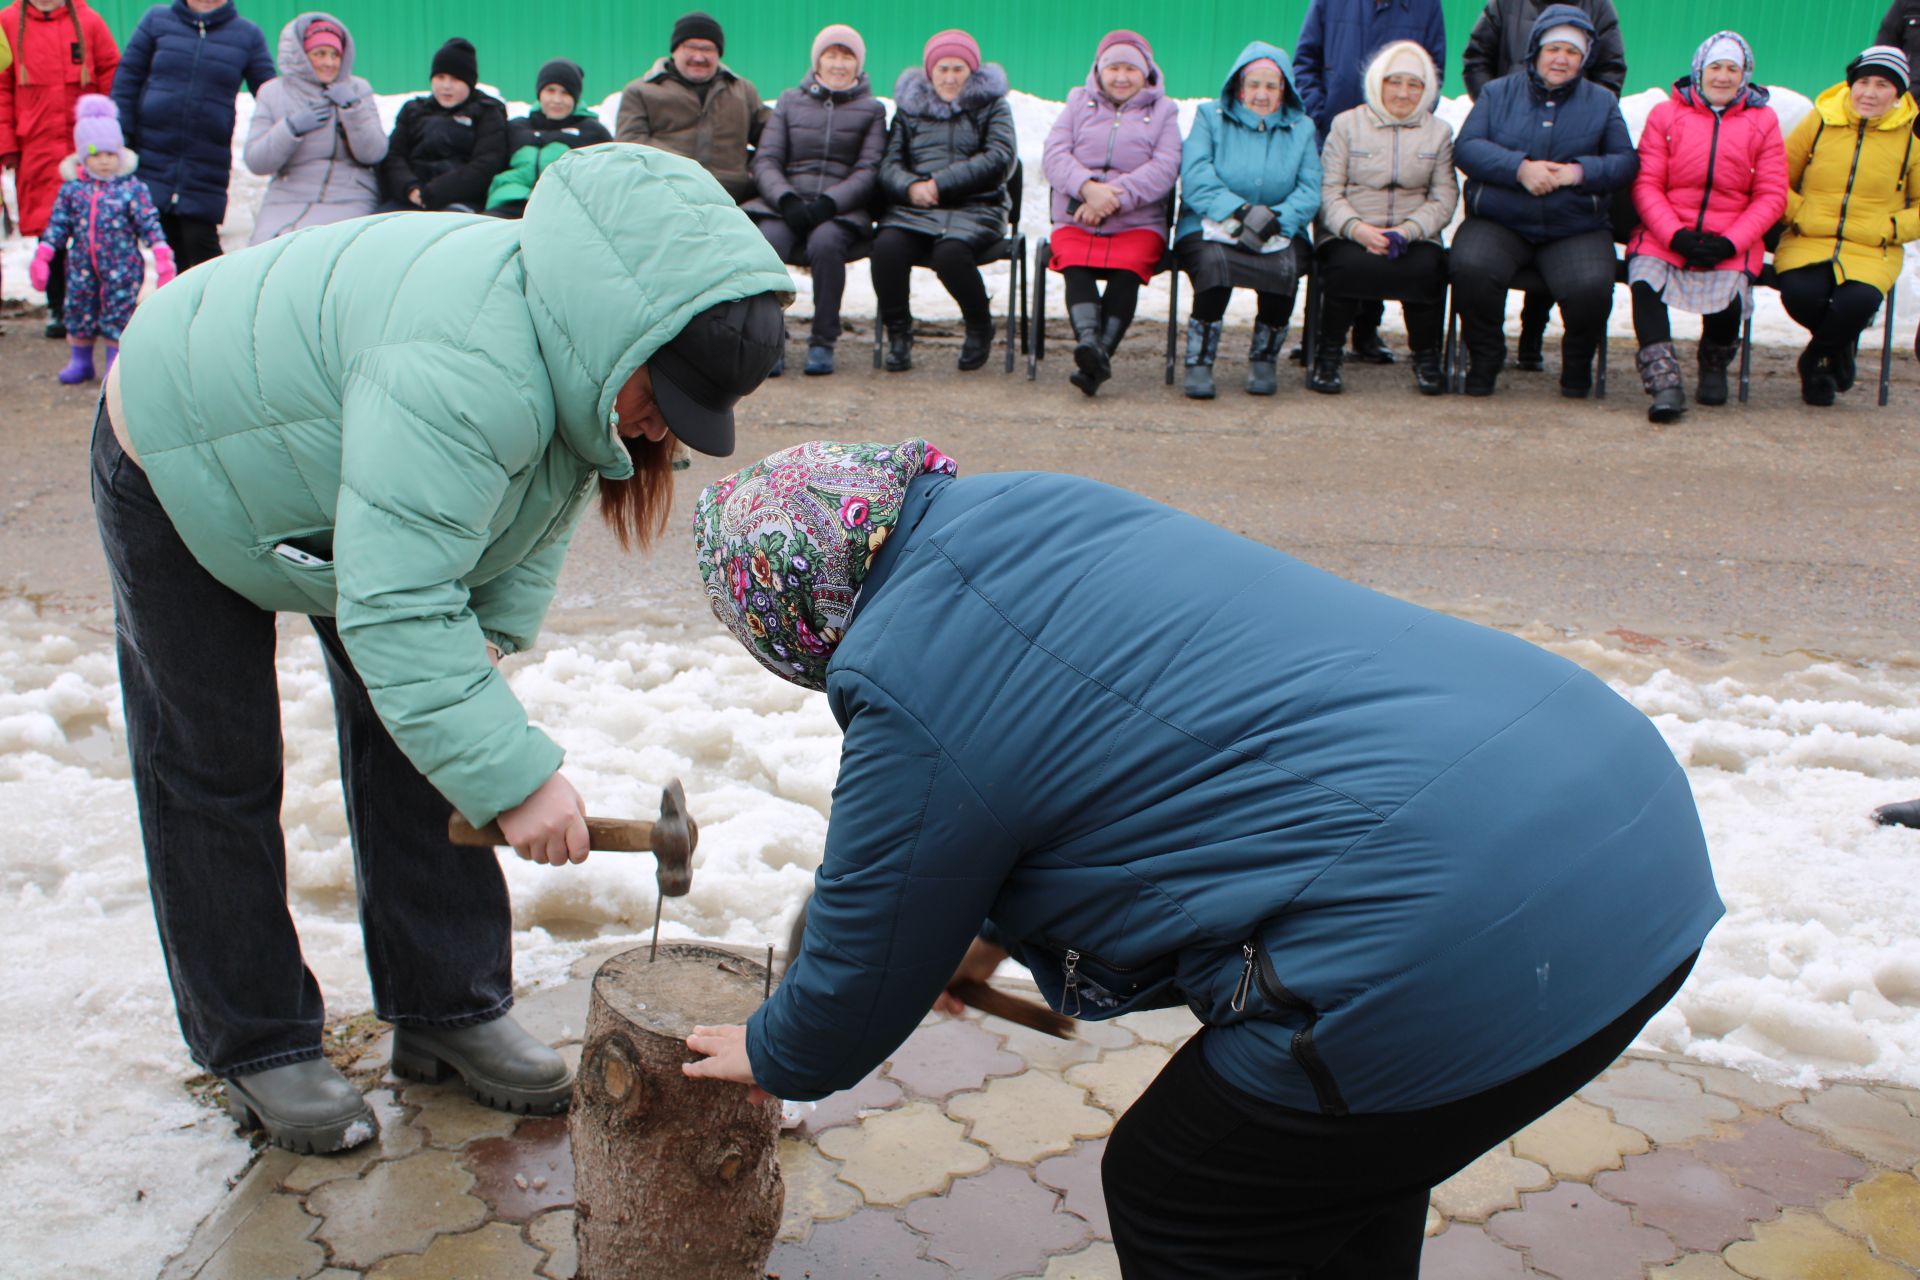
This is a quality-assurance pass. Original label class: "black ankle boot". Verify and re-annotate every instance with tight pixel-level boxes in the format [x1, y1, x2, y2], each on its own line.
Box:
[884, 323, 913, 372]
[44, 305, 66, 340]
[1068, 302, 1109, 396]
[958, 319, 994, 371]
[1349, 324, 1395, 365]
[1799, 345, 1836, 406]
[1696, 340, 1735, 406]
[1305, 340, 1344, 394]
[1411, 349, 1444, 396]
[1514, 325, 1545, 372]
[1464, 348, 1504, 397]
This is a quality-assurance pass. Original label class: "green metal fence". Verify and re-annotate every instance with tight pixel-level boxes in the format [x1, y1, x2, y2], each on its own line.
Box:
[87, 1, 1895, 105]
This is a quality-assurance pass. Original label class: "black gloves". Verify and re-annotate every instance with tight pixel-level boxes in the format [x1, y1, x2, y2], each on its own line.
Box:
[779, 193, 811, 232]
[1671, 228, 1736, 269]
[808, 194, 837, 226]
[1695, 233, 1737, 266]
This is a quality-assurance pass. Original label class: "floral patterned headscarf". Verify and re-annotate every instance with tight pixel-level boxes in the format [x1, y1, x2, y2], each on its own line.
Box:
[693, 439, 959, 689]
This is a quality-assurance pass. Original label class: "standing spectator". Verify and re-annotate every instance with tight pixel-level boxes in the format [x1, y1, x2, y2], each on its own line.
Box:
[1775, 47, 1919, 406]
[0, 0, 120, 338]
[1450, 6, 1636, 398]
[243, 14, 384, 243]
[111, 0, 274, 272]
[485, 58, 611, 219]
[1293, 0, 1446, 365]
[29, 94, 172, 382]
[1173, 41, 1321, 399]
[743, 23, 885, 377]
[379, 37, 507, 213]
[1624, 32, 1786, 423]
[615, 11, 768, 204]
[1041, 29, 1181, 396]
[871, 29, 1016, 374]
[1461, 0, 1624, 373]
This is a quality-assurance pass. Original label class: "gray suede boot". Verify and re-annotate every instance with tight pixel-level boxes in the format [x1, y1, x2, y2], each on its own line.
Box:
[1183, 318, 1222, 399]
[1638, 341, 1686, 423]
[225, 1058, 379, 1154]
[391, 1012, 574, 1114]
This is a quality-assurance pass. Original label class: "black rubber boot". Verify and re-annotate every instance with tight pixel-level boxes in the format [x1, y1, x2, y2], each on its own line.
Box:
[1799, 345, 1836, 406]
[1068, 302, 1109, 396]
[1464, 347, 1504, 397]
[1638, 341, 1686, 423]
[392, 1012, 574, 1114]
[958, 319, 994, 371]
[1097, 312, 1132, 359]
[1183, 318, 1222, 399]
[225, 1058, 378, 1154]
[44, 306, 66, 340]
[1246, 322, 1286, 395]
[1514, 323, 1545, 372]
[1305, 336, 1344, 394]
[1349, 323, 1396, 365]
[884, 323, 913, 372]
[1411, 348, 1444, 396]
[1696, 340, 1735, 406]
[1873, 798, 1920, 829]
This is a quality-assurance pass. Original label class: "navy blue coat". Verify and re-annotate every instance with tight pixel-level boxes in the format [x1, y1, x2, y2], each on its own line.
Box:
[1454, 4, 1636, 242]
[1294, 0, 1447, 137]
[749, 471, 1721, 1115]
[112, 1, 275, 224]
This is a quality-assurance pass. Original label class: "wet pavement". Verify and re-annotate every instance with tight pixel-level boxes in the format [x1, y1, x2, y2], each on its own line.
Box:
[160, 944, 1920, 1280]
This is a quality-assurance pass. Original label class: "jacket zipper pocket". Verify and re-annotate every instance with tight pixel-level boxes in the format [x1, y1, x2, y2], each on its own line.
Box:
[1247, 939, 1349, 1117]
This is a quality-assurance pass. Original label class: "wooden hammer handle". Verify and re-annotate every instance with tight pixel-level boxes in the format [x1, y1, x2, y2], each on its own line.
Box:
[947, 978, 1076, 1040]
[449, 814, 656, 852]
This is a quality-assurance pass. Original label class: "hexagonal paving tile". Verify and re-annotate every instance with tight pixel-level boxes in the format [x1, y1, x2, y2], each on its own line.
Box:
[528, 1208, 578, 1279]
[1578, 1060, 1740, 1143]
[763, 1209, 952, 1279]
[1511, 1097, 1650, 1181]
[883, 1020, 1024, 1100]
[1664, 1062, 1805, 1112]
[193, 1194, 327, 1280]
[1822, 1171, 1920, 1269]
[1111, 1007, 1201, 1047]
[905, 1164, 1091, 1277]
[1416, 1223, 1532, 1279]
[1592, 1148, 1779, 1252]
[815, 1101, 990, 1206]
[399, 1080, 521, 1148]
[779, 1136, 862, 1241]
[281, 1089, 423, 1192]
[461, 1115, 574, 1221]
[1036, 1240, 1123, 1279]
[800, 1068, 907, 1134]
[1429, 1144, 1552, 1223]
[1722, 1209, 1912, 1280]
[1785, 1084, 1920, 1168]
[948, 1073, 1114, 1164]
[1692, 1116, 1870, 1206]
[1066, 1044, 1171, 1116]
[1487, 1182, 1678, 1279]
[1035, 1139, 1110, 1239]
[363, 1221, 545, 1278]
[307, 1148, 487, 1270]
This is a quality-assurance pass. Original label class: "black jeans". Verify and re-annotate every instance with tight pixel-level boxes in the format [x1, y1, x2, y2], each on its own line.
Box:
[1774, 263, 1885, 353]
[1061, 266, 1142, 329]
[91, 408, 513, 1078]
[157, 213, 223, 273]
[1316, 239, 1447, 352]
[1450, 218, 1616, 380]
[1104, 953, 1697, 1279]
[870, 227, 992, 330]
[759, 218, 863, 346]
[1629, 281, 1742, 347]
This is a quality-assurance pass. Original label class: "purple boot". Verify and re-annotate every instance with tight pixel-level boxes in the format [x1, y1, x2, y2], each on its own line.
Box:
[103, 344, 118, 375]
[57, 344, 96, 385]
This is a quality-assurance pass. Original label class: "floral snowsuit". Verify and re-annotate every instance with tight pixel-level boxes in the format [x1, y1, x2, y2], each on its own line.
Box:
[40, 163, 166, 340]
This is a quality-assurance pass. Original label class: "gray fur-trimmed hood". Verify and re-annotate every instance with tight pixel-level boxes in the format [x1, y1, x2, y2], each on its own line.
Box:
[892, 63, 1009, 118]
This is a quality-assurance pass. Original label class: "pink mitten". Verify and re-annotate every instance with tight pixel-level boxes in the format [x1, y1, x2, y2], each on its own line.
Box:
[29, 242, 55, 293]
[152, 243, 177, 287]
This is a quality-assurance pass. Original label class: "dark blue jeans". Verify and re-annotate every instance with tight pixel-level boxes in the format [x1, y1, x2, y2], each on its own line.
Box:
[91, 406, 513, 1078]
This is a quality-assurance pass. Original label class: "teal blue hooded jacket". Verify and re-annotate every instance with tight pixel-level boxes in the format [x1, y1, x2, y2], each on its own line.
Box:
[1175, 41, 1323, 244]
[748, 471, 1721, 1114]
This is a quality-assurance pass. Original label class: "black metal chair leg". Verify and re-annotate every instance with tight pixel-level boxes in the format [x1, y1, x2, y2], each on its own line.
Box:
[1165, 269, 1179, 387]
[1879, 282, 1897, 408]
[1738, 313, 1753, 404]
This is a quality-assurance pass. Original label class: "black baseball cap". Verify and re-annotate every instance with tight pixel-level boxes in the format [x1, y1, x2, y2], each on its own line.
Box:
[648, 293, 785, 457]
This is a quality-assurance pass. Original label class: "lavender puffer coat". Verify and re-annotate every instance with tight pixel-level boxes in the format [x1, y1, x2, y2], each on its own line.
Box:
[1042, 54, 1182, 235]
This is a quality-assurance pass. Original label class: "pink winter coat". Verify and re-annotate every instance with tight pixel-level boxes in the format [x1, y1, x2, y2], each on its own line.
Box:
[1627, 81, 1788, 275]
[1042, 59, 1183, 236]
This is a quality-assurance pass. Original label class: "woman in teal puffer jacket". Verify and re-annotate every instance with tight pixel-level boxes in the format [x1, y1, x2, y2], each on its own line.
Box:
[95, 144, 791, 1156]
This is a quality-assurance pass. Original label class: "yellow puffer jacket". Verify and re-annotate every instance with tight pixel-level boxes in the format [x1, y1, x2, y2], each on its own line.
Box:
[1776, 83, 1920, 291]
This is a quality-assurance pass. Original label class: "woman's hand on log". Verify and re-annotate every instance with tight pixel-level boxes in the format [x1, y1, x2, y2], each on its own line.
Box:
[495, 771, 590, 865]
[683, 1024, 773, 1104]
[933, 937, 1010, 1016]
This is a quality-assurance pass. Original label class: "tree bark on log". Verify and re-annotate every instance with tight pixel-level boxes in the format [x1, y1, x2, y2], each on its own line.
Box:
[571, 943, 783, 1279]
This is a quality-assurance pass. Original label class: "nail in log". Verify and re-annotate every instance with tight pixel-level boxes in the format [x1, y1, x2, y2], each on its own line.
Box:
[571, 943, 782, 1279]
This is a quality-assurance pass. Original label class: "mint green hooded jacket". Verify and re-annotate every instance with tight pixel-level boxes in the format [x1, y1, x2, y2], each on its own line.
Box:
[115, 143, 793, 825]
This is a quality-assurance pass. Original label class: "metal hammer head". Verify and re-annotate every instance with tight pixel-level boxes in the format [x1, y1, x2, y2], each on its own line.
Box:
[651, 777, 697, 898]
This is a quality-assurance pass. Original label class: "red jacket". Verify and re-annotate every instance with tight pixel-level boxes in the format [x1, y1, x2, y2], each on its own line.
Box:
[0, 1, 119, 235]
[1628, 80, 1788, 276]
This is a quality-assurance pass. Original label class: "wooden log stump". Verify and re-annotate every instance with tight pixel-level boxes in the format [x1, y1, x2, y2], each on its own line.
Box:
[571, 943, 783, 1279]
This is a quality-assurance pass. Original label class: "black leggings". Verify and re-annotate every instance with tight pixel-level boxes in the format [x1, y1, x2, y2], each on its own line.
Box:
[1630, 282, 1742, 347]
[1062, 266, 1142, 328]
[1774, 263, 1884, 352]
[870, 227, 992, 330]
[1191, 285, 1294, 327]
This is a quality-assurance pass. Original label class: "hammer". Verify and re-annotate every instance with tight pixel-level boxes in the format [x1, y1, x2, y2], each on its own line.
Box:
[450, 777, 699, 958]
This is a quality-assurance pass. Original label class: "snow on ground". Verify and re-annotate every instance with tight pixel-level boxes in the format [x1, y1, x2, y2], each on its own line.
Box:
[1, 595, 1917, 1276]
[4, 83, 1915, 351]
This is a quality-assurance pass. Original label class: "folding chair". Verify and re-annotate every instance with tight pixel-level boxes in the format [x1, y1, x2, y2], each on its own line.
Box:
[1027, 202, 1179, 384]
[873, 162, 1028, 373]
[1739, 273, 1900, 408]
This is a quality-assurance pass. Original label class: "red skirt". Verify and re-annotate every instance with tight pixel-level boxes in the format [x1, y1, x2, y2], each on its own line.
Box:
[1048, 226, 1166, 283]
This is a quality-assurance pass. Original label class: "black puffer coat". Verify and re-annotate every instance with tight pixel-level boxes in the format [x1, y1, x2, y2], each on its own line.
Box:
[878, 63, 1016, 251]
[379, 88, 510, 211]
[745, 72, 887, 234]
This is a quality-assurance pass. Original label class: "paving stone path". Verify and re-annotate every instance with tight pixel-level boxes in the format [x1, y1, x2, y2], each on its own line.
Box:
[161, 947, 1920, 1280]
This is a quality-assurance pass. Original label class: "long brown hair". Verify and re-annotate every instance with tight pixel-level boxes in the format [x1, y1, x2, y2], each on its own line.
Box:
[15, 1, 90, 87]
[598, 434, 676, 551]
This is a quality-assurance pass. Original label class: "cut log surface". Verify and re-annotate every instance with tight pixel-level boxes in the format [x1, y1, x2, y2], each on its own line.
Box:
[571, 943, 783, 1280]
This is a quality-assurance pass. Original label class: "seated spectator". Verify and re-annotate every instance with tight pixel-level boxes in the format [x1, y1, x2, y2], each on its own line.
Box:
[1624, 32, 1786, 423]
[1173, 41, 1321, 399]
[1310, 40, 1457, 396]
[872, 29, 1016, 374]
[1041, 29, 1181, 396]
[112, 0, 276, 271]
[743, 23, 885, 377]
[1451, 5, 1637, 398]
[1775, 46, 1919, 406]
[243, 14, 385, 243]
[615, 11, 767, 204]
[484, 58, 610, 219]
[378, 36, 507, 213]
